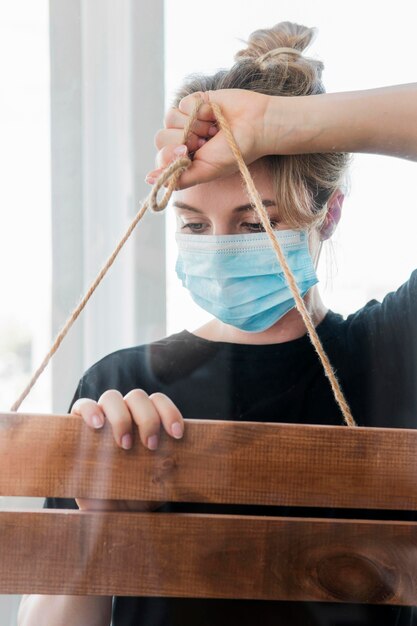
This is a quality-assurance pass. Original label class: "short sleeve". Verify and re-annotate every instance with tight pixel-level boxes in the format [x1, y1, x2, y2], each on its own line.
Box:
[373, 269, 417, 347]
[346, 269, 417, 355]
[344, 269, 417, 427]
[365, 269, 417, 387]
[377, 270, 417, 402]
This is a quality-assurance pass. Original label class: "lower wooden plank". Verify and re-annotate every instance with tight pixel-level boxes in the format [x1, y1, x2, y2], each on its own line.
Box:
[1, 510, 417, 604]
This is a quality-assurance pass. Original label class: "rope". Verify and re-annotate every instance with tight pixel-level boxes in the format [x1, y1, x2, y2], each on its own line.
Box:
[11, 95, 356, 427]
[10, 96, 204, 413]
[10, 201, 147, 412]
[207, 101, 356, 427]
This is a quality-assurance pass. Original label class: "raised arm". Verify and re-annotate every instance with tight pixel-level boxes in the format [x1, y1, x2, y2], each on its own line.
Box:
[267, 83, 417, 161]
[147, 83, 417, 189]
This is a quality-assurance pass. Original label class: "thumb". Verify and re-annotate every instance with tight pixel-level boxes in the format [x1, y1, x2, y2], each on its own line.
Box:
[172, 157, 222, 190]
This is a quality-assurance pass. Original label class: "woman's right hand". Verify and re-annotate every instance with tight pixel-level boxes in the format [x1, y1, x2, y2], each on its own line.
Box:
[71, 389, 185, 512]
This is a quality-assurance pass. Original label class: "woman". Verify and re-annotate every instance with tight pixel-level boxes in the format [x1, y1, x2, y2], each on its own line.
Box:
[19, 21, 417, 626]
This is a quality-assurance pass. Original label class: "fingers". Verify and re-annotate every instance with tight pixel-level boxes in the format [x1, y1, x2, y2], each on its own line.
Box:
[162, 108, 216, 143]
[124, 388, 162, 450]
[177, 91, 217, 122]
[150, 127, 217, 170]
[97, 389, 134, 450]
[73, 389, 185, 452]
[148, 392, 184, 439]
[125, 389, 184, 449]
[76, 498, 121, 511]
[146, 157, 221, 190]
[154, 128, 213, 159]
[145, 93, 219, 185]
[145, 133, 220, 186]
[154, 144, 189, 171]
[71, 397, 105, 429]
[147, 139, 229, 190]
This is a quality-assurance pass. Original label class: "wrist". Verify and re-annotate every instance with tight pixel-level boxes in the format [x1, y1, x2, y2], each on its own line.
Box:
[264, 90, 384, 154]
[262, 93, 315, 156]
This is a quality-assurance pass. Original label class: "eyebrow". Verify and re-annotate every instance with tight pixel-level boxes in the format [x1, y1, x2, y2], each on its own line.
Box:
[172, 200, 277, 214]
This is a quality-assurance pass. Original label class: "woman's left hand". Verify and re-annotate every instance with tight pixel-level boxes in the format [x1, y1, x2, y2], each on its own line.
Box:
[146, 88, 272, 189]
[73, 389, 185, 513]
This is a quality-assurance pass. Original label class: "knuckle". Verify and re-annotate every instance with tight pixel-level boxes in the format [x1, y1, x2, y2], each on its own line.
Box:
[163, 145, 174, 158]
[155, 145, 172, 169]
[149, 391, 167, 403]
[149, 393, 183, 423]
[164, 107, 178, 128]
[140, 411, 161, 428]
[71, 398, 83, 412]
[154, 129, 165, 150]
[71, 397, 96, 413]
[124, 388, 148, 402]
[98, 388, 122, 403]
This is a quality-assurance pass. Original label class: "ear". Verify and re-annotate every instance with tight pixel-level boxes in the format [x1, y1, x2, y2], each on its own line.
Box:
[319, 189, 345, 241]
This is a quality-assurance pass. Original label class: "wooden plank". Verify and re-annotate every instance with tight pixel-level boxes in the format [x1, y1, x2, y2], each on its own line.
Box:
[1, 509, 417, 603]
[1, 412, 417, 509]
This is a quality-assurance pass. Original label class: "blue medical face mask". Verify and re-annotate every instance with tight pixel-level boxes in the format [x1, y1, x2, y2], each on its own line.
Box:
[175, 229, 319, 333]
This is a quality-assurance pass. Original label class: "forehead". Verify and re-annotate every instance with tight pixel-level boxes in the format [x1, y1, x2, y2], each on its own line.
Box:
[173, 159, 274, 210]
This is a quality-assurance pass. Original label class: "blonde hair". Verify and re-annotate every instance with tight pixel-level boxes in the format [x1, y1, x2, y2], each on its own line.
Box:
[171, 21, 351, 231]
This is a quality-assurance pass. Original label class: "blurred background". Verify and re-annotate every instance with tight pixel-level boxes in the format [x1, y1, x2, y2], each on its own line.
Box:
[0, 0, 416, 622]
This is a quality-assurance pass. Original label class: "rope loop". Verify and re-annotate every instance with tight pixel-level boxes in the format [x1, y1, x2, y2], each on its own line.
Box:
[149, 157, 191, 212]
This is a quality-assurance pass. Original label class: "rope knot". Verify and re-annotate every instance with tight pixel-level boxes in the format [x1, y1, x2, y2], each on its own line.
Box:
[149, 156, 191, 212]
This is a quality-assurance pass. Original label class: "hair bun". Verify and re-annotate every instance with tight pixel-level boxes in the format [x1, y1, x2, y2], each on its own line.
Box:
[234, 21, 317, 64]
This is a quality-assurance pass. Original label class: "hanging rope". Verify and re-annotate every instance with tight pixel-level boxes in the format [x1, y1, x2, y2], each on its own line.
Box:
[11, 95, 357, 427]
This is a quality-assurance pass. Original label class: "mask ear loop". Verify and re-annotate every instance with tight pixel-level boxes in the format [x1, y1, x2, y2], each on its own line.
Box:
[314, 240, 324, 271]
[313, 202, 327, 271]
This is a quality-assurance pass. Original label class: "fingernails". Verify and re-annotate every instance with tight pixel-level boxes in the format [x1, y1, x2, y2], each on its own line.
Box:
[121, 433, 132, 450]
[197, 138, 206, 148]
[147, 434, 159, 450]
[208, 125, 218, 136]
[171, 422, 183, 438]
[173, 144, 188, 156]
[91, 414, 104, 429]
[145, 176, 156, 185]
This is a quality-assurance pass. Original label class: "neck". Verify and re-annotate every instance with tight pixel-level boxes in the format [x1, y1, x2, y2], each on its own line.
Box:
[191, 286, 328, 345]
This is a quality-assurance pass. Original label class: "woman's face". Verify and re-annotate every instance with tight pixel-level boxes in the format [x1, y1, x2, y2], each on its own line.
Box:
[172, 159, 321, 258]
[173, 160, 282, 235]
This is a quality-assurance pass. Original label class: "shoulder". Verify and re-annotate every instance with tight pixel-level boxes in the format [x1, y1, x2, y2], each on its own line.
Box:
[346, 269, 417, 325]
[337, 269, 417, 351]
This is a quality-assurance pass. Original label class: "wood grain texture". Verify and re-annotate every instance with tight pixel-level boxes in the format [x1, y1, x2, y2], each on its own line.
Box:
[1, 510, 417, 603]
[1, 412, 417, 509]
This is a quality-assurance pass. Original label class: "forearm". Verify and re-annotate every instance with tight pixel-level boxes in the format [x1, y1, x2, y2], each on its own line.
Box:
[18, 594, 112, 626]
[266, 83, 417, 160]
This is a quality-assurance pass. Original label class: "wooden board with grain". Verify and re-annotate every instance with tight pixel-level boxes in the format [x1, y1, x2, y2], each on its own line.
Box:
[1, 510, 417, 603]
[1, 412, 417, 510]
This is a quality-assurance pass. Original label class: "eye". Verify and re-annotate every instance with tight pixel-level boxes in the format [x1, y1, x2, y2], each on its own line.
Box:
[180, 222, 208, 233]
[242, 220, 279, 232]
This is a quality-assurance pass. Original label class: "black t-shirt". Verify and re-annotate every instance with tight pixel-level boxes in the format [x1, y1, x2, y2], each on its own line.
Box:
[45, 270, 417, 626]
